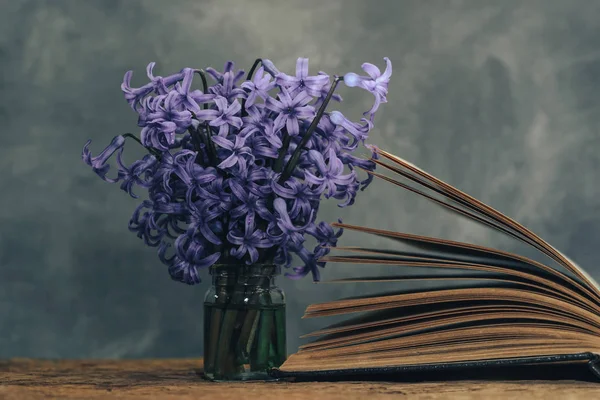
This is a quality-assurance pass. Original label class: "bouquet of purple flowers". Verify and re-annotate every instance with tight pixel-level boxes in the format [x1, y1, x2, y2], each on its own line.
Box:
[82, 57, 391, 284]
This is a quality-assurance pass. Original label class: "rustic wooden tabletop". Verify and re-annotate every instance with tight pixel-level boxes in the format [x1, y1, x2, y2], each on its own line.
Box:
[1, 358, 599, 400]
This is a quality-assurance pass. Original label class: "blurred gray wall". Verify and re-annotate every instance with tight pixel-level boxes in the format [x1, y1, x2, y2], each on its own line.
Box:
[1, 0, 600, 358]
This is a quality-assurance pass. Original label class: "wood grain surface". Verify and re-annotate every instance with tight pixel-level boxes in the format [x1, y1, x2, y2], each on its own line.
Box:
[1, 358, 599, 400]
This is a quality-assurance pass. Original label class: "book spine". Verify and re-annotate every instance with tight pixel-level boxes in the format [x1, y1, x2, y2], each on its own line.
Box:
[268, 368, 290, 381]
[588, 354, 600, 380]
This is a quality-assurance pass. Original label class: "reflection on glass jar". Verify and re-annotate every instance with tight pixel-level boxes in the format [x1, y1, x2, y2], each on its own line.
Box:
[203, 264, 286, 381]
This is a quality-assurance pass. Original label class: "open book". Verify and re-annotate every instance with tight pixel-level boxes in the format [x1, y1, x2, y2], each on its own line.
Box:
[272, 148, 600, 381]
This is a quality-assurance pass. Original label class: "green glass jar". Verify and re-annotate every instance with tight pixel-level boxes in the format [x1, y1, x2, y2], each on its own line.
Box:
[203, 264, 286, 381]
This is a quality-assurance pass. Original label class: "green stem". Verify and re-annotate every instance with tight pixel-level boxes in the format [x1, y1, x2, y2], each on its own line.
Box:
[189, 116, 218, 167]
[239, 267, 268, 358]
[215, 308, 239, 378]
[205, 306, 222, 373]
[273, 131, 291, 173]
[245, 311, 261, 355]
[206, 280, 230, 377]
[278, 76, 343, 184]
[194, 69, 210, 110]
[241, 58, 263, 118]
[246, 58, 263, 81]
[187, 127, 205, 165]
[214, 275, 246, 378]
[122, 133, 161, 158]
[202, 122, 219, 166]
[274, 306, 286, 364]
[238, 309, 258, 355]
[254, 309, 273, 371]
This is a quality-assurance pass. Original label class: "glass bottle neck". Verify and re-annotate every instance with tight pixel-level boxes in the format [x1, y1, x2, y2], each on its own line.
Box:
[210, 264, 280, 289]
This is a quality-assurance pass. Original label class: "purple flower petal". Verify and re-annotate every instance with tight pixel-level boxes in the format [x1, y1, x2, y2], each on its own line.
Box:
[82, 135, 126, 183]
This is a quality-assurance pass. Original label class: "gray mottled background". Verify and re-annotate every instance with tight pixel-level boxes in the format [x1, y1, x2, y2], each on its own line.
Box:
[2, 0, 600, 359]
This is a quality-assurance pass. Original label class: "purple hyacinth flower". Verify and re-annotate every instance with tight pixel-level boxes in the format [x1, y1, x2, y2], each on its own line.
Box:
[187, 201, 223, 246]
[159, 234, 221, 285]
[150, 186, 189, 215]
[157, 215, 188, 240]
[145, 62, 173, 95]
[121, 72, 154, 111]
[173, 155, 218, 204]
[276, 58, 329, 97]
[195, 97, 242, 137]
[239, 104, 266, 135]
[228, 164, 271, 198]
[332, 179, 359, 207]
[128, 200, 165, 247]
[265, 88, 315, 136]
[241, 67, 276, 108]
[240, 104, 284, 148]
[82, 135, 126, 183]
[243, 132, 279, 161]
[313, 72, 343, 108]
[304, 149, 356, 198]
[229, 183, 269, 231]
[343, 57, 392, 117]
[151, 150, 188, 194]
[285, 246, 325, 282]
[329, 111, 372, 143]
[337, 151, 377, 190]
[139, 125, 176, 152]
[273, 245, 293, 268]
[309, 220, 343, 260]
[150, 91, 193, 133]
[227, 219, 273, 264]
[209, 71, 247, 102]
[121, 62, 186, 110]
[206, 61, 245, 85]
[211, 134, 253, 170]
[267, 198, 312, 248]
[85, 56, 395, 285]
[155, 212, 188, 240]
[173, 68, 215, 114]
[116, 151, 157, 198]
[260, 118, 285, 149]
[260, 59, 280, 77]
[146, 191, 188, 237]
[136, 94, 160, 126]
[191, 176, 232, 215]
[138, 94, 190, 151]
[272, 177, 320, 219]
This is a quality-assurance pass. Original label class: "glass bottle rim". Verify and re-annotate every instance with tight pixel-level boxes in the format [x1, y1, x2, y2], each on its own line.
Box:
[209, 263, 281, 276]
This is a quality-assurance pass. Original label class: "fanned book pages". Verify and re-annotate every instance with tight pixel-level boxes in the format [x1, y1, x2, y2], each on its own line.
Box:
[271, 148, 600, 381]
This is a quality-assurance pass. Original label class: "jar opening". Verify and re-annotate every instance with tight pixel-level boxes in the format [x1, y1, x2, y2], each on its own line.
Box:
[209, 264, 281, 277]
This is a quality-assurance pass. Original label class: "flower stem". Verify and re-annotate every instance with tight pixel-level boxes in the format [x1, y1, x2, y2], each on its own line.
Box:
[194, 69, 210, 109]
[187, 127, 205, 165]
[254, 309, 273, 371]
[246, 58, 263, 82]
[274, 306, 286, 363]
[241, 58, 263, 118]
[202, 123, 219, 166]
[272, 130, 291, 173]
[189, 116, 218, 167]
[278, 76, 343, 184]
[205, 306, 223, 372]
[122, 133, 161, 158]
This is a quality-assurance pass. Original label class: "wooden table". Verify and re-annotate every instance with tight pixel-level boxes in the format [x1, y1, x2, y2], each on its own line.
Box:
[1, 358, 598, 399]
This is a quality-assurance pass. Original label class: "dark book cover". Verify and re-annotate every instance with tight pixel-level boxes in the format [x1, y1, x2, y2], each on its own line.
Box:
[271, 353, 600, 382]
